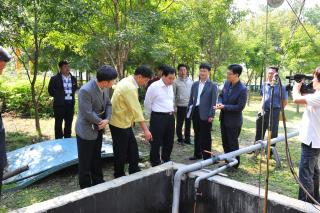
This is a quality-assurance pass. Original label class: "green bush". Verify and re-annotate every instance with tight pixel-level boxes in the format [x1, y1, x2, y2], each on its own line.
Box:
[0, 78, 53, 117]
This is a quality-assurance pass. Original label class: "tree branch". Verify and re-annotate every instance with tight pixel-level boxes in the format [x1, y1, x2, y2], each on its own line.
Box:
[160, 0, 175, 12]
[10, 47, 32, 85]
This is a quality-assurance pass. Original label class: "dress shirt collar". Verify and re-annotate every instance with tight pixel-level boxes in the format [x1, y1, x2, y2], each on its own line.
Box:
[199, 78, 208, 84]
[160, 78, 169, 87]
[132, 76, 139, 89]
[95, 79, 103, 93]
[61, 73, 71, 79]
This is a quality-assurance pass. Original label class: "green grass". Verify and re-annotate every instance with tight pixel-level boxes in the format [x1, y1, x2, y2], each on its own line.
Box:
[1, 186, 63, 211]
[5, 132, 49, 152]
[210, 93, 303, 199]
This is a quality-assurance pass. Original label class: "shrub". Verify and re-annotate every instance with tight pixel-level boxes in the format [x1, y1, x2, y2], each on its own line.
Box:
[0, 78, 53, 117]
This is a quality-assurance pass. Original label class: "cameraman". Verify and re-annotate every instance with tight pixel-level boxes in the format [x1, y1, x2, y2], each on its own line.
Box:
[254, 66, 288, 154]
[293, 66, 320, 203]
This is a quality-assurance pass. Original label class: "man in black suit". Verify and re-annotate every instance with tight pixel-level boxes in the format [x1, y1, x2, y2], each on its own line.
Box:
[215, 64, 247, 168]
[0, 47, 11, 196]
[48, 60, 77, 139]
[188, 63, 218, 160]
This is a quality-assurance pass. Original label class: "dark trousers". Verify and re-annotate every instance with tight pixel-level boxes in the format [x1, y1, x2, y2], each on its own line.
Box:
[221, 121, 241, 168]
[176, 106, 191, 143]
[54, 103, 74, 139]
[192, 107, 212, 160]
[76, 132, 104, 189]
[255, 108, 280, 143]
[298, 143, 320, 203]
[149, 112, 175, 167]
[0, 130, 6, 196]
[109, 125, 140, 178]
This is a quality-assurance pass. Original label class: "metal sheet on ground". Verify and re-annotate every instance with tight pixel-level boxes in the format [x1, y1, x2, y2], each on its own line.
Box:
[3, 137, 113, 189]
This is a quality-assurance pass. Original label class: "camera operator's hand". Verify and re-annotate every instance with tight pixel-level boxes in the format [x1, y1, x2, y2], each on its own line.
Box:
[98, 119, 109, 130]
[293, 82, 302, 95]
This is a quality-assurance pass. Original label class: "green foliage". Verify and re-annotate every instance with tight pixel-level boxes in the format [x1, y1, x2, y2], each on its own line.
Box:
[0, 78, 53, 117]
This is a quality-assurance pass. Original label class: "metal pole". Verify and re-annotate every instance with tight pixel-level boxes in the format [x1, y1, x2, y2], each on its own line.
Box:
[264, 77, 276, 213]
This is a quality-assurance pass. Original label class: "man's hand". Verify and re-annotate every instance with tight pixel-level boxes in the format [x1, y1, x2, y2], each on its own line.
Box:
[98, 119, 109, 130]
[214, 103, 224, 110]
[144, 129, 153, 142]
[208, 117, 213, 123]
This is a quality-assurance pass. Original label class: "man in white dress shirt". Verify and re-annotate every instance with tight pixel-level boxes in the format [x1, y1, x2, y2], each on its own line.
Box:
[144, 65, 176, 166]
[293, 66, 320, 203]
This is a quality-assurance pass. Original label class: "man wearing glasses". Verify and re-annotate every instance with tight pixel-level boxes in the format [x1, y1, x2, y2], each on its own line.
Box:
[215, 64, 247, 169]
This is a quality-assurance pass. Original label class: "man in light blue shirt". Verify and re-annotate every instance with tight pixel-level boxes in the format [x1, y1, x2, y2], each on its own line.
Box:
[255, 66, 288, 146]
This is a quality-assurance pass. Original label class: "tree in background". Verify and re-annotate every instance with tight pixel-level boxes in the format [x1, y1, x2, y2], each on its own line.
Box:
[0, 0, 86, 136]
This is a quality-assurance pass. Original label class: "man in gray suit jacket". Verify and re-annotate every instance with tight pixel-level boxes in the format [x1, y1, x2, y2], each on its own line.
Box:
[76, 65, 117, 189]
[188, 63, 218, 160]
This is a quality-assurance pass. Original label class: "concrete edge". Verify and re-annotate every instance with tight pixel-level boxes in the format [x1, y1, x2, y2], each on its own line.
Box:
[188, 169, 320, 213]
[11, 162, 177, 213]
[11, 162, 319, 213]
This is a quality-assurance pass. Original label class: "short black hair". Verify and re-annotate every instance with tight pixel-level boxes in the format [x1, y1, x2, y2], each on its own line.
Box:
[268, 66, 279, 73]
[228, 64, 243, 76]
[0, 47, 11, 62]
[96, 65, 118, 82]
[158, 64, 167, 72]
[134, 65, 153, 79]
[58, 60, 69, 68]
[199, 63, 211, 71]
[177, 64, 188, 70]
[162, 65, 176, 77]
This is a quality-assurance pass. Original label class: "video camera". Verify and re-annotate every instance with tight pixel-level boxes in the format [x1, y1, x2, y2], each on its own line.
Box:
[286, 74, 314, 94]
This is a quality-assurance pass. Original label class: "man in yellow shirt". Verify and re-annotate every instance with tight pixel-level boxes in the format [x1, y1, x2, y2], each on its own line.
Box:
[109, 65, 153, 178]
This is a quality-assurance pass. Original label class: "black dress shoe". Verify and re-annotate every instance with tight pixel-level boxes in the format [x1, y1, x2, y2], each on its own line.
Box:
[184, 140, 192, 145]
[177, 141, 185, 146]
[189, 156, 202, 160]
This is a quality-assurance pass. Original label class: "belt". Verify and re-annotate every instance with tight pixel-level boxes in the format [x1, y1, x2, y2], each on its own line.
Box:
[152, 111, 174, 115]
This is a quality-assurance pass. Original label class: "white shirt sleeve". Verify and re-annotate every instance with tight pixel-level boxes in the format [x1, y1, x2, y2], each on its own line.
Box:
[306, 92, 320, 108]
[144, 85, 155, 117]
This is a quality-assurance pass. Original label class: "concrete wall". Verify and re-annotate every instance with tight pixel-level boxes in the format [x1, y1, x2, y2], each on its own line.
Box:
[12, 162, 319, 213]
[12, 163, 175, 213]
[179, 170, 319, 213]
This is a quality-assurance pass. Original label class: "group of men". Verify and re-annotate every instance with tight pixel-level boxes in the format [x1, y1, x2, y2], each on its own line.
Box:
[47, 60, 291, 188]
[21, 58, 320, 204]
[0, 46, 303, 201]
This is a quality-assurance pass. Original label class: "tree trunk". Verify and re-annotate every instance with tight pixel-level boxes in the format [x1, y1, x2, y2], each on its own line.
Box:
[191, 59, 195, 80]
[32, 0, 42, 137]
[259, 70, 264, 90]
[254, 73, 258, 92]
[116, 56, 124, 79]
[212, 64, 218, 81]
[31, 83, 42, 137]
